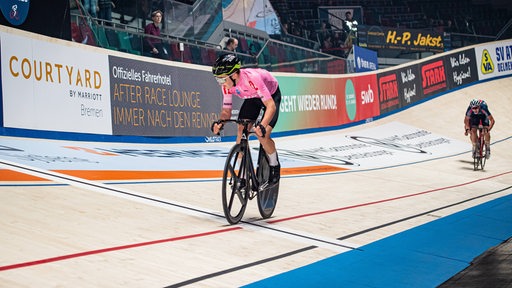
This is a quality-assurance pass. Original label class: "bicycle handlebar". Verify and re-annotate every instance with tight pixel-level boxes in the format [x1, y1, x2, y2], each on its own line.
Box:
[211, 119, 266, 137]
[218, 119, 256, 126]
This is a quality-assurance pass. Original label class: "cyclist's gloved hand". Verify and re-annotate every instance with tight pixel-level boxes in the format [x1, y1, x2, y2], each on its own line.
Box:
[256, 122, 266, 138]
[211, 120, 224, 135]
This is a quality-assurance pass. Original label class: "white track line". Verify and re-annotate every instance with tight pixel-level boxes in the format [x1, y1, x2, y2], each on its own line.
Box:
[0, 159, 355, 252]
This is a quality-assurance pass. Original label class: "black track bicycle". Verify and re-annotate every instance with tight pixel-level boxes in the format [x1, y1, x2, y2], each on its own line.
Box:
[473, 123, 488, 171]
[214, 119, 279, 224]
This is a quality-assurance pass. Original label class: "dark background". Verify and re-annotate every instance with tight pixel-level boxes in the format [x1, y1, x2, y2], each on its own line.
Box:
[0, 0, 71, 40]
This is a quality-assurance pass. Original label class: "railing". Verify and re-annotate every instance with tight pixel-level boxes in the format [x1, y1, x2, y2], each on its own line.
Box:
[163, 0, 222, 41]
[447, 32, 496, 50]
[496, 18, 512, 40]
[70, 11, 347, 74]
[70, 0, 506, 73]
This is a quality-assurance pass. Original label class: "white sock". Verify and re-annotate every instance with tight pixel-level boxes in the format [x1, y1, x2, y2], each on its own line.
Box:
[268, 152, 279, 166]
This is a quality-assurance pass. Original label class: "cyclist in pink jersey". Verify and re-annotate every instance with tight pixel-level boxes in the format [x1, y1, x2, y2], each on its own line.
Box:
[211, 54, 282, 185]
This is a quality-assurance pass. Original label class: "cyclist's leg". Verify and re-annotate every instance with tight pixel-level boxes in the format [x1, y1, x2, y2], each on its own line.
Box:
[255, 125, 280, 182]
[236, 123, 244, 143]
[469, 127, 478, 158]
[483, 118, 491, 159]
[236, 101, 257, 176]
[240, 98, 277, 158]
[469, 115, 481, 158]
[255, 94, 279, 158]
[260, 89, 281, 184]
[257, 132, 276, 157]
[238, 97, 280, 183]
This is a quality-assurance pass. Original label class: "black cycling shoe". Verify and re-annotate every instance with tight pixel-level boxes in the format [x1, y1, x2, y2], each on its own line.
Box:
[269, 164, 281, 184]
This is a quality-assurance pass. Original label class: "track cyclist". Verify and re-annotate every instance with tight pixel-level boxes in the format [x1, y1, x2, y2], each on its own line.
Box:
[464, 99, 495, 159]
[211, 54, 282, 185]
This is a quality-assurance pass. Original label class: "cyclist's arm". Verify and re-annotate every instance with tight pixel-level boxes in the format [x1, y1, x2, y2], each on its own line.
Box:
[212, 108, 232, 135]
[219, 90, 233, 121]
[464, 115, 470, 134]
[488, 115, 495, 131]
[220, 107, 232, 121]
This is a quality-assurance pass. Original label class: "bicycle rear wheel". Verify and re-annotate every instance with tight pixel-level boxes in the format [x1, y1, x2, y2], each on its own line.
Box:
[222, 144, 249, 224]
[473, 133, 486, 171]
[256, 147, 279, 219]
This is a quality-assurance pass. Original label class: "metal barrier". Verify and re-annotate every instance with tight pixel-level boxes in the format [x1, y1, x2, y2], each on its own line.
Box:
[70, 10, 347, 74]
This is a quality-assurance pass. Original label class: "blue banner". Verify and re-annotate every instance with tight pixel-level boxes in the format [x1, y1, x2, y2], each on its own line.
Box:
[353, 45, 378, 73]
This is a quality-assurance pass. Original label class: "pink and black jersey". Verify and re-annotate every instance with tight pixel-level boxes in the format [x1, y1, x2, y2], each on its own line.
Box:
[221, 68, 279, 109]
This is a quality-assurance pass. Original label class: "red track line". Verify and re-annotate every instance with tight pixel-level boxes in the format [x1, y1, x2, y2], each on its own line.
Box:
[268, 170, 512, 224]
[0, 226, 241, 272]
[2, 171, 510, 272]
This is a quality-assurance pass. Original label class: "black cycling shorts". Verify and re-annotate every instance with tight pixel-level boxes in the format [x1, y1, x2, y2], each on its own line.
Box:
[238, 86, 281, 128]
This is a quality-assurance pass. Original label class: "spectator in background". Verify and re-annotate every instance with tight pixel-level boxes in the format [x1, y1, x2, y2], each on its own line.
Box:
[225, 37, 239, 52]
[343, 11, 358, 46]
[297, 19, 308, 38]
[97, 0, 115, 24]
[464, 17, 475, 34]
[289, 22, 300, 36]
[319, 20, 331, 44]
[281, 22, 289, 35]
[82, 0, 98, 18]
[332, 31, 343, 48]
[322, 34, 333, 52]
[151, 0, 166, 30]
[343, 11, 358, 35]
[117, 0, 129, 24]
[144, 10, 168, 59]
[444, 19, 456, 33]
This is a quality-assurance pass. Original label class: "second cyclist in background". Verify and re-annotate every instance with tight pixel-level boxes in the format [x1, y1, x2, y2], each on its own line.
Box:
[464, 99, 495, 159]
[211, 54, 282, 185]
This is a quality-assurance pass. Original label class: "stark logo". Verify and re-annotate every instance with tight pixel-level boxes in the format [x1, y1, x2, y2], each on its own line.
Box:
[0, 0, 30, 26]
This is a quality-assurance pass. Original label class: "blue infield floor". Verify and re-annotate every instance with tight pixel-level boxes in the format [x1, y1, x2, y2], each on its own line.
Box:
[244, 193, 512, 288]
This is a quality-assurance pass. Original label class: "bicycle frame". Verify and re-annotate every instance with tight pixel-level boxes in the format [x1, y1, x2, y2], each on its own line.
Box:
[473, 123, 487, 171]
[236, 124, 262, 197]
[218, 119, 279, 224]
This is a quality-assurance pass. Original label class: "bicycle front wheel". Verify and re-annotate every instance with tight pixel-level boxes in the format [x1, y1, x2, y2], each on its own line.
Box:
[473, 154, 479, 171]
[222, 144, 249, 225]
[480, 154, 486, 170]
[480, 137, 486, 170]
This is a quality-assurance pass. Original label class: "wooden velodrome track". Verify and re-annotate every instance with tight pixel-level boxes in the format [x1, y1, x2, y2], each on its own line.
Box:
[0, 76, 511, 287]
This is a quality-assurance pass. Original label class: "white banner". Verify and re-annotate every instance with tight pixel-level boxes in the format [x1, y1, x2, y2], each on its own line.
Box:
[474, 39, 512, 80]
[277, 121, 470, 170]
[1, 31, 112, 134]
[0, 122, 470, 173]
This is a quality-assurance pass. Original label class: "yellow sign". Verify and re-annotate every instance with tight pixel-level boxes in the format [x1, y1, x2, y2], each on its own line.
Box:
[480, 49, 494, 74]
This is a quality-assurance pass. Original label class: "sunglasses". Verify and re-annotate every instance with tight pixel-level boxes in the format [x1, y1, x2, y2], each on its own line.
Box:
[472, 106, 479, 110]
[215, 75, 229, 84]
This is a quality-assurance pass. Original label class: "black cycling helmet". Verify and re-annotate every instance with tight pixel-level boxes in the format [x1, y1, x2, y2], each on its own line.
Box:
[212, 53, 241, 76]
